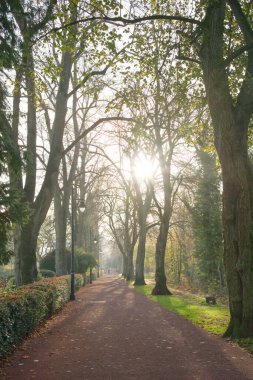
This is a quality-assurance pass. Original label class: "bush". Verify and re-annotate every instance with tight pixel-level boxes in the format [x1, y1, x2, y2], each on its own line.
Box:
[6, 276, 16, 290]
[0, 268, 14, 279]
[40, 269, 56, 278]
[76, 252, 97, 273]
[39, 249, 71, 272]
[0, 276, 7, 289]
[0, 274, 83, 358]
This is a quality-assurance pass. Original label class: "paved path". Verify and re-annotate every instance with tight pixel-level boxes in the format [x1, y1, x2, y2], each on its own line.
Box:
[1, 276, 253, 380]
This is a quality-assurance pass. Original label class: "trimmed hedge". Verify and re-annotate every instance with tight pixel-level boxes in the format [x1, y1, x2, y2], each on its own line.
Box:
[0, 274, 83, 358]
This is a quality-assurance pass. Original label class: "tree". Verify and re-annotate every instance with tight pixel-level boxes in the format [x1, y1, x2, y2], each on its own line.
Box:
[0, 1, 29, 265]
[2, 0, 73, 285]
[120, 22, 192, 295]
[106, 188, 138, 281]
[53, 68, 101, 275]
[153, 0, 253, 337]
[2, 0, 129, 285]
[191, 148, 224, 290]
[131, 156, 153, 286]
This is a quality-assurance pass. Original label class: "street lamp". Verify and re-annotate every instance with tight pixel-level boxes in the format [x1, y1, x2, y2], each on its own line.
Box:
[79, 200, 85, 213]
[70, 185, 85, 301]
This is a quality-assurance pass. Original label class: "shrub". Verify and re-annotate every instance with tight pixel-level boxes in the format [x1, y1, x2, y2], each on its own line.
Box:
[0, 268, 14, 279]
[40, 269, 56, 278]
[6, 276, 16, 290]
[0, 274, 83, 357]
[39, 249, 97, 275]
[0, 276, 7, 289]
[39, 249, 71, 272]
[76, 252, 97, 273]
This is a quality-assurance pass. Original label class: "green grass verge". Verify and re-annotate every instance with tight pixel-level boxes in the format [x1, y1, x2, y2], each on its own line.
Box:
[134, 284, 230, 335]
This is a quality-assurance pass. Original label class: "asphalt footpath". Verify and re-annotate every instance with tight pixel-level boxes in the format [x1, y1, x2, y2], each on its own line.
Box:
[1, 275, 253, 380]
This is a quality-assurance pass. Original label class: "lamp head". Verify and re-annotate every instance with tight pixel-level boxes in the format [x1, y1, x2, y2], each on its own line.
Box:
[79, 200, 86, 213]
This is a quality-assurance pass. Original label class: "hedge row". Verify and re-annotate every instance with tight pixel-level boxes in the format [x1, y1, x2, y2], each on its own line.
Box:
[0, 274, 83, 358]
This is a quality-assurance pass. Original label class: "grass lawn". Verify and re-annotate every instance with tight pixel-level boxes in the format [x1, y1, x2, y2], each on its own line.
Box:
[134, 284, 230, 335]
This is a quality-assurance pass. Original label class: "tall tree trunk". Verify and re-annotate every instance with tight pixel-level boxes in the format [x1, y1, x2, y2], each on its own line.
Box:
[6, 0, 70, 285]
[122, 253, 128, 278]
[132, 170, 152, 286]
[54, 63, 80, 276]
[54, 187, 68, 275]
[15, 43, 38, 285]
[134, 224, 147, 285]
[151, 62, 174, 295]
[152, 219, 172, 295]
[199, 0, 253, 337]
[23, 45, 37, 203]
[126, 247, 134, 281]
[16, 47, 74, 285]
[219, 143, 253, 337]
[15, 221, 38, 284]
[124, 194, 136, 281]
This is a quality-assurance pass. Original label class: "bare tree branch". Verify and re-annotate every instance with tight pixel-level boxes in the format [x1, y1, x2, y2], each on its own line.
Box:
[62, 117, 133, 155]
[38, 14, 201, 42]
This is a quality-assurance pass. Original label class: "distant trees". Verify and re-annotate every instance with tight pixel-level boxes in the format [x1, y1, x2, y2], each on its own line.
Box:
[104, 177, 138, 281]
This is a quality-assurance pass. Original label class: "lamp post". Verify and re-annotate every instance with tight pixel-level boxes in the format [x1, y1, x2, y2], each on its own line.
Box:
[94, 236, 100, 278]
[70, 184, 85, 301]
[100, 252, 103, 275]
[98, 250, 100, 277]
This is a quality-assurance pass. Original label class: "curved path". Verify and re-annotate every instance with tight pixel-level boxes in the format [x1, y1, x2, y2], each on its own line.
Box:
[1, 276, 253, 380]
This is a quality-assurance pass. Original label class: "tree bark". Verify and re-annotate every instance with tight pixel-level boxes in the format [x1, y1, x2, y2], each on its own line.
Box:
[132, 166, 152, 286]
[152, 219, 172, 295]
[122, 253, 128, 278]
[15, 221, 38, 285]
[14, 42, 38, 284]
[199, 0, 253, 337]
[134, 223, 147, 285]
[125, 224, 135, 281]
[151, 68, 173, 295]
[54, 186, 68, 275]
[126, 248, 134, 281]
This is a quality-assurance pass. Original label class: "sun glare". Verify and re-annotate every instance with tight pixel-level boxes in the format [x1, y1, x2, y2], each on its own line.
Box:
[133, 154, 155, 181]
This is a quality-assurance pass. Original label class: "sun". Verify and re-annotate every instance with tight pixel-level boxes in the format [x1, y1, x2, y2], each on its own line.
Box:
[133, 153, 155, 181]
